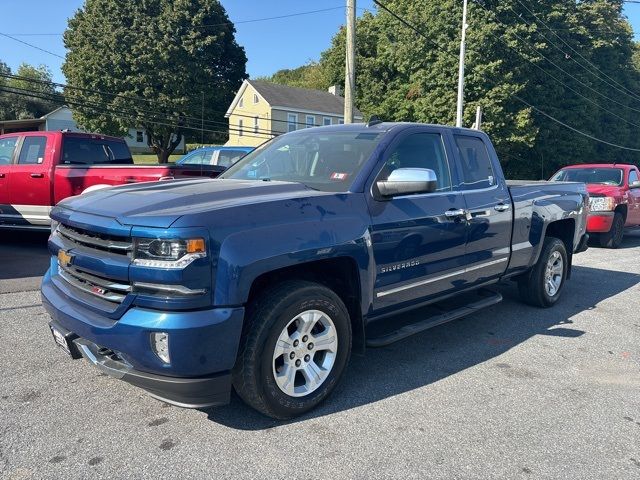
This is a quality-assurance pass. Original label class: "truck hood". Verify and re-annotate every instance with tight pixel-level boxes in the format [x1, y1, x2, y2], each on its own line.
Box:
[56, 179, 328, 228]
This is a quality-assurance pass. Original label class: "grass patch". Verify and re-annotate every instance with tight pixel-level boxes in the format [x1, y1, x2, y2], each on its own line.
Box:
[132, 154, 183, 165]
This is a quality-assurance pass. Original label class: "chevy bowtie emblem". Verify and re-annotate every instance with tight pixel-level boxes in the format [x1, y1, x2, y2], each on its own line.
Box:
[57, 250, 74, 267]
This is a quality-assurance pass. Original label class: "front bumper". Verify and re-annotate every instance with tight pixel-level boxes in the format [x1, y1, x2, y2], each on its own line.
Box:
[587, 212, 615, 233]
[41, 269, 245, 408]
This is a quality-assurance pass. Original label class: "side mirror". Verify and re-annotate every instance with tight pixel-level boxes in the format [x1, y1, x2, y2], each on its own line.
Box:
[629, 180, 640, 189]
[377, 168, 437, 198]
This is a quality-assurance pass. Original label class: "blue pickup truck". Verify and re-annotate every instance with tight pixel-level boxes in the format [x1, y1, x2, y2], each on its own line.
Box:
[42, 122, 589, 419]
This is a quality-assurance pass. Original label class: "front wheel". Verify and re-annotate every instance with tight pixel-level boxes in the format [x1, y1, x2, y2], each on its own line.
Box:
[598, 212, 624, 249]
[232, 280, 352, 419]
[518, 237, 568, 308]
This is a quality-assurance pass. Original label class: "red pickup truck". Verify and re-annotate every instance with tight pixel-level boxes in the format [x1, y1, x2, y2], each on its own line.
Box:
[0, 131, 224, 229]
[550, 163, 640, 248]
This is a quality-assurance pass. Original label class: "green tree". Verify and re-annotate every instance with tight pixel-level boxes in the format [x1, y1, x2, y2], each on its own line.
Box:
[63, 0, 247, 163]
[260, 62, 330, 91]
[318, 1, 640, 178]
[0, 62, 59, 120]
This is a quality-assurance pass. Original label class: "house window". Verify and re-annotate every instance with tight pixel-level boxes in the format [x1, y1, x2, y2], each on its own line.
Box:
[254, 116, 259, 134]
[338, 119, 345, 124]
[238, 119, 243, 137]
[136, 131, 143, 143]
[305, 115, 315, 128]
[323, 117, 332, 126]
[287, 113, 298, 133]
[253, 93, 259, 104]
[239, 97, 244, 108]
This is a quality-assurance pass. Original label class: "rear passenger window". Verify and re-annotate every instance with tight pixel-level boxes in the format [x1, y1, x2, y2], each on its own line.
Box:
[18, 136, 47, 164]
[0, 137, 19, 165]
[379, 133, 452, 192]
[454, 135, 496, 190]
[62, 137, 132, 165]
[630, 170, 638, 184]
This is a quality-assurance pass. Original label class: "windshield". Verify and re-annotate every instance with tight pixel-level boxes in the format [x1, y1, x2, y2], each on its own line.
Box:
[177, 149, 214, 165]
[551, 167, 624, 186]
[219, 131, 382, 192]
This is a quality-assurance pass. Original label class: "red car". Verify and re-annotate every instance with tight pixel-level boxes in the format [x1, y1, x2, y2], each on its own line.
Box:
[0, 131, 224, 230]
[550, 163, 640, 248]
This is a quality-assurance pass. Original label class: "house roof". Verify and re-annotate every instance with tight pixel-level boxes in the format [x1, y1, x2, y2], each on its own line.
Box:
[225, 80, 363, 118]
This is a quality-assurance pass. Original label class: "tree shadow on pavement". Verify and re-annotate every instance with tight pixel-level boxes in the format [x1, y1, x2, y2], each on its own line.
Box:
[204, 263, 640, 430]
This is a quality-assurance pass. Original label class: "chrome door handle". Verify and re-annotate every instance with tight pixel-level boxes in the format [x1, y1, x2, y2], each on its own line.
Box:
[494, 203, 510, 212]
[445, 208, 468, 218]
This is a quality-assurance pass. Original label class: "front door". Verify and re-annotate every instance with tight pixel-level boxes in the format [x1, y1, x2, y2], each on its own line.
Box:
[451, 133, 512, 284]
[7, 135, 52, 226]
[367, 129, 468, 313]
[0, 136, 19, 224]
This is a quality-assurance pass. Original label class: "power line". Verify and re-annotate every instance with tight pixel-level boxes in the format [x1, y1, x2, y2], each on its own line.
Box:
[0, 32, 65, 59]
[372, 0, 640, 153]
[511, 0, 640, 104]
[0, 86, 277, 142]
[0, 72, 328, 128]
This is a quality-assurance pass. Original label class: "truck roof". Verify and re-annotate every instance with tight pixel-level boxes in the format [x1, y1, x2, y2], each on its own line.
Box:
[295, 121, 485, 135]
[560, 163, 637, 170]
[0, 130, 126, 143]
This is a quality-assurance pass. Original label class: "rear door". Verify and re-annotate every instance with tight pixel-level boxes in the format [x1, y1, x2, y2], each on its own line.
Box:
[0, 136, 20, 222]
[628, 168, 640, 225]
[449, 132, 512, 283]
[6, 135, 52, 226]
[367, 127, 468, 313]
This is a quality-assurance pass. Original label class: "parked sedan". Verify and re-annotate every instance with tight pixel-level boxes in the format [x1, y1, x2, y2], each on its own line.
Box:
[177, 146, 254, 168]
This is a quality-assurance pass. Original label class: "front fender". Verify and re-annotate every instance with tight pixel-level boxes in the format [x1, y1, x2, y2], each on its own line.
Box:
[213, 217, 374, 309]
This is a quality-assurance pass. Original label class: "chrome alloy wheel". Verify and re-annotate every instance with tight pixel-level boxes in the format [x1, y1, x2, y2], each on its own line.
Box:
[272, 310, 338, 397]
[544, 251, 564, 297]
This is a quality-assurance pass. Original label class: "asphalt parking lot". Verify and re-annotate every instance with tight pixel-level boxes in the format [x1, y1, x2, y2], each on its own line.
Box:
[1, 230, 639, 479]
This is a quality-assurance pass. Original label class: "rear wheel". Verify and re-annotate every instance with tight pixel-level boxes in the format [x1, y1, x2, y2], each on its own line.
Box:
[232, 280, 352, 419]
[598, 212, 624, 249]
[518, 237, 568, 308]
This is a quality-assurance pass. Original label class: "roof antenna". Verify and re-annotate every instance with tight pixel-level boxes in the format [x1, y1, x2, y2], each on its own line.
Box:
[367, 115, 383, 127]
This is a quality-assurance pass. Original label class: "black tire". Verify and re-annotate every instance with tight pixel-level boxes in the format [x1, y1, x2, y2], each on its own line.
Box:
[518, 237, 568, 308]
[232, 280, 352, 420]
[598, 212, 624, 249]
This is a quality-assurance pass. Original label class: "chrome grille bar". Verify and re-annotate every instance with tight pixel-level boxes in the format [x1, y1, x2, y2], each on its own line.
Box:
[58, 265, 130, 303]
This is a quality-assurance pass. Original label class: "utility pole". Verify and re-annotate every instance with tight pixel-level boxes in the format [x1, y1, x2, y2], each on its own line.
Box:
[201, 91, 204, 145]
[456, 0, 468, 128]
[344, 0, 356, 124]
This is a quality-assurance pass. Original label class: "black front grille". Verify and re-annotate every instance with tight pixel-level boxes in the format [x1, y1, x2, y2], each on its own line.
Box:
[57, 224, 132, 256]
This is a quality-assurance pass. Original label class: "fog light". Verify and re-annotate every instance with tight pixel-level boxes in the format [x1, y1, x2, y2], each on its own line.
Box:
[151, 332, 170, 363]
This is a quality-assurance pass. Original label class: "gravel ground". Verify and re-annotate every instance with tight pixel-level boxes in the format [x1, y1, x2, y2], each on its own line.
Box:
[1, 230, 639, 480]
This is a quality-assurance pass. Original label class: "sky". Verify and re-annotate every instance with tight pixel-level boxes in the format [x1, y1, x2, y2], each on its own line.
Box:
[0, 0, 638, 85]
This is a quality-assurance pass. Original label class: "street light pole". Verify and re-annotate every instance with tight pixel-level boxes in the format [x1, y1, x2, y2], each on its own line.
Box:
[456, 0, 468, 128]
[344, 0, 356, 124]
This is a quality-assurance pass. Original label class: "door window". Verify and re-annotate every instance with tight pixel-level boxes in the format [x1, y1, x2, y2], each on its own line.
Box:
[17, 136, 47, 164]
[454, 135, 495, 190]
[0, 136, 18, 165]
[378, 133, 452, 192]
[629, 170, 638, 185]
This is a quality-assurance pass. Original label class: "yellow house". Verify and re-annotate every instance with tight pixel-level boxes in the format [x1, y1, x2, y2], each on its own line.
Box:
[224, 80, 364, 147]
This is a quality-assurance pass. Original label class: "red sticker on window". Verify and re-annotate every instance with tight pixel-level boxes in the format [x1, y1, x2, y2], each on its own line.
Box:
[330, 172, 348, 180]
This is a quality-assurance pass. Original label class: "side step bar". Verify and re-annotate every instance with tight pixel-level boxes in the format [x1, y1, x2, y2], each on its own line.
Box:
[366, 289, 503, 348]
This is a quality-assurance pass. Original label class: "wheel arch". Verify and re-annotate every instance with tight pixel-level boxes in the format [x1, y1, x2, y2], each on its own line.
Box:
[245, 257, 366, 354]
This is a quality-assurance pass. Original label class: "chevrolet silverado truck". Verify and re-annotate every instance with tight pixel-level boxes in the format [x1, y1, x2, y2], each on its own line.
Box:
[550, 163, 640, 248]
[0, 131, 224, 230]
[41, 122, 589, 419]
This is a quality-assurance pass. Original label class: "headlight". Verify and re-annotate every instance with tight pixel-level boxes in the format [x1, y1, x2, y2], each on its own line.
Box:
[588, 196, 616, 212]
[133, 237, 206, 269]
